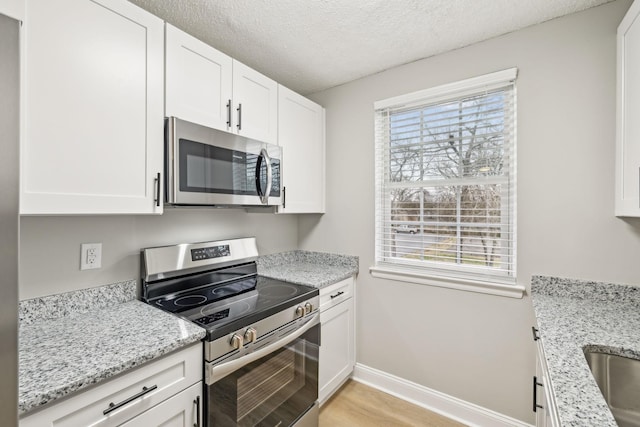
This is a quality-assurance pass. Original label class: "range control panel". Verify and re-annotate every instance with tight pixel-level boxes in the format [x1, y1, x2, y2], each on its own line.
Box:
[191, 245, 231, 261]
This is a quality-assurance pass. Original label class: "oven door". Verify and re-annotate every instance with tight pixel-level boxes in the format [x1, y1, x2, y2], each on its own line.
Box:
[166, 117, 281, 206]
[205, 316, 319, 427]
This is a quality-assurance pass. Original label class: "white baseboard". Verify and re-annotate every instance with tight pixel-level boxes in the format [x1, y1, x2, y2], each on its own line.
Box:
[352, 363, 533, 427]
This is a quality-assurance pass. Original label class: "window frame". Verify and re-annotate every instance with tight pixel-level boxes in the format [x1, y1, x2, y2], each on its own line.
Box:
[370, 68, 524, 298]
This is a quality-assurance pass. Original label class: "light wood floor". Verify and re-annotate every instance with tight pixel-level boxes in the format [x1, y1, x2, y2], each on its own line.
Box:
[319, 380, 467, 427]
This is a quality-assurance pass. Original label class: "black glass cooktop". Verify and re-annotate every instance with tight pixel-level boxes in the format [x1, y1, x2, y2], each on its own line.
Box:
[152, 276, 258, 314]
[152, 276, 318, 341]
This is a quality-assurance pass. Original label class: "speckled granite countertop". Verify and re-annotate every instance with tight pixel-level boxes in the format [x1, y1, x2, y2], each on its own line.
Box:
[19, 281, 206, 416]
[257, 250, 359, 288]
[531, 276, 640, 426]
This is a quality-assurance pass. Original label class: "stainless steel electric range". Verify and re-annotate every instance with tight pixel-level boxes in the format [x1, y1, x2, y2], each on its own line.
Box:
[141, 238, 320, 427]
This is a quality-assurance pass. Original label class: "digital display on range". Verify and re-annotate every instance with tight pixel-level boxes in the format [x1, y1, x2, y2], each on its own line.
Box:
[191, 245, 231, 261]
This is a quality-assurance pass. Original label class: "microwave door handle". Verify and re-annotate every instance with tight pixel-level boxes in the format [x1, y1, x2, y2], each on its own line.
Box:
[205, 313, 319, 385]
[255, 152, 264, 199]
[256, 148, 271, 205]
[263, 149, 272, 205]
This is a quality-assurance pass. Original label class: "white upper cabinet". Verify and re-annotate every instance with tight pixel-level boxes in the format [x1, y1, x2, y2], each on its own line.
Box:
[165, 25, 277, 144]
[0, 0, 24, 20]
[277, 85, 326, 213]
[21, 0, 164, 215]
[165, 23, 233, 133]
[616, 0, 640, 216]
[232, 60, 278, 144]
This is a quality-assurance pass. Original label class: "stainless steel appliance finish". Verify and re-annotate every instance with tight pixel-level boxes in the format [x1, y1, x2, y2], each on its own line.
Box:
[293, 402, 319, 427]
[0, 12, 19, 426]
[165, 117, 282, 207]
[141, 237, 259, 284]
[141, 238, 319, 427]
[584, 350, 640, 427]
[205, 311, 319, 384]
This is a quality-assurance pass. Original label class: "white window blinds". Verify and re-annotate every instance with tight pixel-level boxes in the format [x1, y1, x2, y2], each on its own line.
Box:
[374, 69, 517, 286]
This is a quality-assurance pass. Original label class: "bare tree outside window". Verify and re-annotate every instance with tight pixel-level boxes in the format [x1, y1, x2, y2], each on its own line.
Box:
[383, 89, 513, 272]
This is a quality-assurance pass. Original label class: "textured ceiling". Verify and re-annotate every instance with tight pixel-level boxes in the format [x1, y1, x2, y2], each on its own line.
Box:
[128, 0, 613, 95]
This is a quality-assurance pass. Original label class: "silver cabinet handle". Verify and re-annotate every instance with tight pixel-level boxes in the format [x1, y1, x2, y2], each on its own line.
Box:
[330, 291, 345, 299]
[193, 396, 201, 427]
[532, 326, 540, 341]
[103, 385, 158, 415]
[236, 103, 242, 130]
[226, 99, 232, 128]
[532, 376, 544, 412]
[283, 186, 286, 209]
[154, 173, 161, 207]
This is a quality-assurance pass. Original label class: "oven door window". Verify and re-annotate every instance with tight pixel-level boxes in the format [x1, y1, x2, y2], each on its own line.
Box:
[207, 324, 319, 427]
[179, 139, 280, 197]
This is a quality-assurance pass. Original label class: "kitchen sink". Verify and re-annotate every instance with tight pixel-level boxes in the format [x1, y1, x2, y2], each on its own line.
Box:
[584, 350, 640, 427]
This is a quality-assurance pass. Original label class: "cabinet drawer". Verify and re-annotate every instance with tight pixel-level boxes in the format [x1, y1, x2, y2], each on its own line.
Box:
[319, 277, 353, 312]
[120, 382, 202, 427]
[20, 343, 202, 427]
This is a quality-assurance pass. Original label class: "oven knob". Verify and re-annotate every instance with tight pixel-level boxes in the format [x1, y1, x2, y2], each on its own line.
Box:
[230, 333, 244, 349]
[244, 327, 257, 343]
[304, 302, 313, 314]
[295, 305, 305, 318]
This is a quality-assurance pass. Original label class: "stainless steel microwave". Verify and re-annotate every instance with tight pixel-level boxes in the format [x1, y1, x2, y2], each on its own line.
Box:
[165, 117, 282, 207]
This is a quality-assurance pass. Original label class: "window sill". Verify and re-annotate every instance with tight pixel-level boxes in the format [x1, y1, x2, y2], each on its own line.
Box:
[369, 266, 525, 299]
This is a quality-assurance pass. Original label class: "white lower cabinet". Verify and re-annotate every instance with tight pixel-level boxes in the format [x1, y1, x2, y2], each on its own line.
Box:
[20, 343, 202, 427]
[533, 328, 559, 427]
[120, 382, 201, 427]
[319, 277, 355, 404]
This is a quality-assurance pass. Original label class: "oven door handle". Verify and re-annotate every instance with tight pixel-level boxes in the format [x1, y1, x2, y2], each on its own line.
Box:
[205, 313, 319, 385]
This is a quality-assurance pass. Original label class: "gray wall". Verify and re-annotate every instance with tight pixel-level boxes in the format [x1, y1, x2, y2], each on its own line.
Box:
[18, 0, 640, 423]
[300, 0, 639, 422]
[20, 209, 298, 299]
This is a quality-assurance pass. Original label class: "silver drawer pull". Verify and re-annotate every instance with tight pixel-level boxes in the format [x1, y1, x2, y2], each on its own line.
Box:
[194, 396, 201, 427]
[103, 385, 158, 415]
[330, 291, 345, 299]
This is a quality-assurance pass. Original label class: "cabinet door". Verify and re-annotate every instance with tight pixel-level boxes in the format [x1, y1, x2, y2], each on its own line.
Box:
[22, 0, 164, 214]
[616, 0, 640, 216]
[534, 337, 560, 427]
[120, 382, 202, 427]
[232, 60, 278, 144]
[277, 85, 326, 213]
[534, 354, 547, 427]
[165, 24, 233, 132]
[20, 344, 202, 427]
[319, 297, 355, 404]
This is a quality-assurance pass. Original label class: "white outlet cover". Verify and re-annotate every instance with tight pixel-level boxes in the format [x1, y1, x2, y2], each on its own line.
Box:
[80, 243, 102, 270]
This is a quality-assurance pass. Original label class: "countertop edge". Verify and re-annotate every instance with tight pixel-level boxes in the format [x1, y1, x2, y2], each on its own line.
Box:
[259, 269, 356, 289]
[531, 275, 640, 426]
[257, 250, 359, 288]
[19, 301, 206, 416]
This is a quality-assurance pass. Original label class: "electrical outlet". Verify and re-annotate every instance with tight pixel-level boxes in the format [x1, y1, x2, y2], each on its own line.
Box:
[80, 243, 102, 270]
